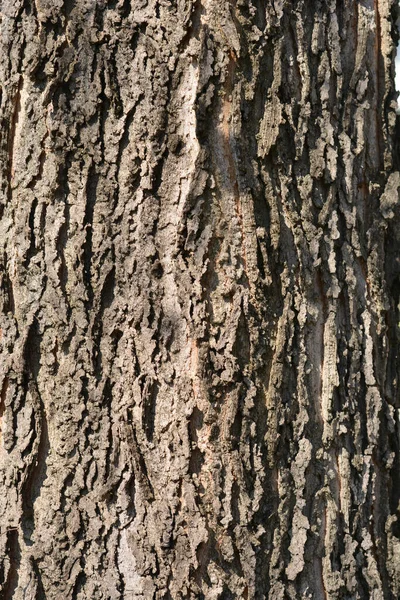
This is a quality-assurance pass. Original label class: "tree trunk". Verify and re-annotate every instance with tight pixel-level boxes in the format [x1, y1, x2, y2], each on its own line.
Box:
[0, 0, 399, 598]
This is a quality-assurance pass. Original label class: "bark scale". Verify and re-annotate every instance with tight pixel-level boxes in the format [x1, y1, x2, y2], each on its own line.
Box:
[0, 0, 399, 598]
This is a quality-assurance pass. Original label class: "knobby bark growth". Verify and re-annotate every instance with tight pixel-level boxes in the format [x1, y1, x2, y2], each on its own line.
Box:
[0, 0, 399, 598]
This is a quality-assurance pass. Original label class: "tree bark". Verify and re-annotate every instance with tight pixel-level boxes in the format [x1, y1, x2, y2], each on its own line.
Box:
[0, 0, 399, 598]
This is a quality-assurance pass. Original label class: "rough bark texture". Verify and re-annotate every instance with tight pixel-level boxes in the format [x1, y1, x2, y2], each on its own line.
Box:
[0, 0, 399, 598]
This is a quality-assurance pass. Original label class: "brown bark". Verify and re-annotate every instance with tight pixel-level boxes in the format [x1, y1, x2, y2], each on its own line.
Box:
[0, 0, 399, 598]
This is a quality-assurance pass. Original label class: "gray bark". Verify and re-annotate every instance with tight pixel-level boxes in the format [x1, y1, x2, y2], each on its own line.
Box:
[0, 0, 399, 598]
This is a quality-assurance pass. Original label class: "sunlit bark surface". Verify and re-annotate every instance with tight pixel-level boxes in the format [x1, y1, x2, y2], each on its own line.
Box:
[0, 0, 399, 598]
